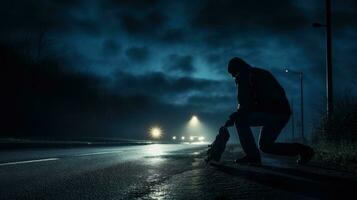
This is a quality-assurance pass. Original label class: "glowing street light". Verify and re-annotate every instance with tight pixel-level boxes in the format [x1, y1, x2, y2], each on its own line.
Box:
[181, 136, 185, 140]
[172, 136, 176, 140]
[188, 115, 200, 127]
[150, 126, 162, 139]
[190, 136, 194, 141]
[198, 136, 205, 141]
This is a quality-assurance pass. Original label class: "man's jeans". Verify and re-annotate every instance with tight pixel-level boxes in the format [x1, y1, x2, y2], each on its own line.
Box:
[233, 111, 305, 158]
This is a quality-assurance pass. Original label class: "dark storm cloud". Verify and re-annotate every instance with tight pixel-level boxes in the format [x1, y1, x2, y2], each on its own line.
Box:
[106, 1, 168, 38]
[113, 70, 229, 98]
[1, 42, 227, 138]
[187, 94, 235, 112]
[125, 46, 150, 63]
[192, 0, 308, 32]
[119, 12, 167, 36]
[99, 0, 189, 45]
[2, 0, 357, 140]
[206, 53, 223, 64]
[163, 54, 195, 74]
[204, 53, 229, 75]
[180, 0, 311, 49]
[159, 28, 187, 44]
[106, 0, 161, 9]
[331, 0, 357, 30]
[102, 39, 121, 56]
[0, 0, 84, 32]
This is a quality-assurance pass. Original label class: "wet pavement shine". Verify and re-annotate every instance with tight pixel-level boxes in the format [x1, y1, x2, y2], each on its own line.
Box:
[0, 144, 356, 199]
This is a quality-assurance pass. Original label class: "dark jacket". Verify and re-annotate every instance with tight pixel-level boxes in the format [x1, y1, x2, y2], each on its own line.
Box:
[236, 67, 291, 115]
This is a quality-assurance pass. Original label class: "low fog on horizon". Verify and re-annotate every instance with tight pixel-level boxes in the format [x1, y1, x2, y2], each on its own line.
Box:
[1, 0, 356, 141]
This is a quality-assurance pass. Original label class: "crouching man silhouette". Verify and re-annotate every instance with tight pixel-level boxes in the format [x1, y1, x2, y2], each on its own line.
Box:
[224, 57, 314, 165]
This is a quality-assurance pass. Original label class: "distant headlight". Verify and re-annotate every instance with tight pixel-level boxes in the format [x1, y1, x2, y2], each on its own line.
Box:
[150, 127, 162, 139]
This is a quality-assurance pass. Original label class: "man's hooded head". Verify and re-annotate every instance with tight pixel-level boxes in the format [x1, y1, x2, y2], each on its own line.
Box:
[228, 57, 251, 77]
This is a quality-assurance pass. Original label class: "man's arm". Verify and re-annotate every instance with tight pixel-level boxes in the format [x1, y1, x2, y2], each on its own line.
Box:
[224, 72, 251, 127]
[237, 72, 251, 113]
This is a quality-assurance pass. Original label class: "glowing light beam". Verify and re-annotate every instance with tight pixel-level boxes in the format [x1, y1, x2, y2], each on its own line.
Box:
[188, 115, 200, 127]
[150, 126, 162, 139]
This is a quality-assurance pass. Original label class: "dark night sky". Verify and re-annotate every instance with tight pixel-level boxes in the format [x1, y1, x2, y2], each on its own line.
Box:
[1, 0, 356, 140]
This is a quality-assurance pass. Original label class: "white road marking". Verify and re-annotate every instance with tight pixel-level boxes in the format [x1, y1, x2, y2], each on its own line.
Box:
[0, 158, 60, 166]
[75, 150, 123, 157]
[0, 150, 124, 166]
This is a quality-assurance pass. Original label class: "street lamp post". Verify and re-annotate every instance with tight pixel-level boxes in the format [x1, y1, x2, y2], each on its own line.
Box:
[326, 0, 333, 120]
[290, 98, 295, 141]
[300, 72, 304, 141]
[285, 69, 305, 141]
[312, 0, 333, 119]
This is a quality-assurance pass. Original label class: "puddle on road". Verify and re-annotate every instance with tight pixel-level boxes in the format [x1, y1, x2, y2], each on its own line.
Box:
[146, 156, 166, 165]
[132, 145, 209, 199]
[144, 153, 201, 161]
[148, 186, 168, 200]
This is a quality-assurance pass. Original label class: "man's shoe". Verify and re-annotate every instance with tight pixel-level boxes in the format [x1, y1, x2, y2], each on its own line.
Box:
[297, 146, 314, 165]
[235, 156, 261, 166]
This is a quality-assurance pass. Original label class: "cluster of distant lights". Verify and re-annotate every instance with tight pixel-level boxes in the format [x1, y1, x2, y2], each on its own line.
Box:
[149, 115, 206, 142]
[172, 136, 205, 141]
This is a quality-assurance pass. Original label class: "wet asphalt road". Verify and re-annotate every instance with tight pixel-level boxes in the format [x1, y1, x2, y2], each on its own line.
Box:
[1, 144, 357, 200]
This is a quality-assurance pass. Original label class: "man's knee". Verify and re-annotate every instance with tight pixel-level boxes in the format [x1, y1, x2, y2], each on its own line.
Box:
[258, 140, 272, 153]
[232, 111, 248, 126]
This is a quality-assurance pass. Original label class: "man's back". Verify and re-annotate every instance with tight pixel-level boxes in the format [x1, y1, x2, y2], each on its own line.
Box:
[238, 67, 291, 114]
